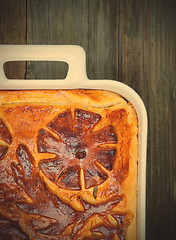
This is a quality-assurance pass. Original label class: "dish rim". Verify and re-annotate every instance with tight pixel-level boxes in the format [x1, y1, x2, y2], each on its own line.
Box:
[0, 44, 148, 240]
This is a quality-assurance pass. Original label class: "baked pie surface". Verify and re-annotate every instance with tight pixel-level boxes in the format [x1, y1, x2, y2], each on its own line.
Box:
[0, 89, 138, 240]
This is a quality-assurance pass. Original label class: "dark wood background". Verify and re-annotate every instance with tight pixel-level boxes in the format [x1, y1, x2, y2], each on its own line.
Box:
[0, 0, 176, 239]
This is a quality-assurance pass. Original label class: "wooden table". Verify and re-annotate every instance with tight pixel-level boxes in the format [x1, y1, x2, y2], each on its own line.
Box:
[0, 0, 175, 239]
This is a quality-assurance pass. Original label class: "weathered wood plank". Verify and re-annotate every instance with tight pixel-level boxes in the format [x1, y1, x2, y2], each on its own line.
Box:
[26, 0, 118, 81]
[0, 0, 26, 79]
[26, 0, 49, 79]
[121, 0, 144, 97]
[122, 0, 176, 239]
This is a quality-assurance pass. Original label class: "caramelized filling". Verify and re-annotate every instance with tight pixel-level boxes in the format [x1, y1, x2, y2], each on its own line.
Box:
[0, 145, 8, 160]
[37, 109, 118, 190]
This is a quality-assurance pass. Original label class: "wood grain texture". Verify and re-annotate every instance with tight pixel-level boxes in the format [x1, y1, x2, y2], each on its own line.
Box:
[121, 0, 176, 239]
[0, 0, 26, 79]
[26, 0, 118, 80]
[0, 0, 176, 239]
[143, 1, 176, 238]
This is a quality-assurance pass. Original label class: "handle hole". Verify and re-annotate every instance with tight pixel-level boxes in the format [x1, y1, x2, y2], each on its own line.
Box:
[4, 61, 68, 80]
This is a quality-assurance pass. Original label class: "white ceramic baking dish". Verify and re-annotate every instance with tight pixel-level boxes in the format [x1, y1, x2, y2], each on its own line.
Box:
[0, 45, 147, 240]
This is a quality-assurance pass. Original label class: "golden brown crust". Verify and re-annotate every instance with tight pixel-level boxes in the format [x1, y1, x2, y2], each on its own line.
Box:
[0, 90, 138, 240]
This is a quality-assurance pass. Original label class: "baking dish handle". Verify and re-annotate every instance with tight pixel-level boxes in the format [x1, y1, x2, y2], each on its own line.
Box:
[0, 45, 88, 89]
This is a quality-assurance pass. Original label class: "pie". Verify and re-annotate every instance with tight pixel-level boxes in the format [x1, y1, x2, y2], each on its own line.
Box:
[0, 89, 138, 240]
